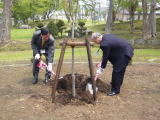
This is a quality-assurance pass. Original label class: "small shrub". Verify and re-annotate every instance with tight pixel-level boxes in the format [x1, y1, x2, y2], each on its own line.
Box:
[78, 20, 87, 37]
[47, 21, 59, 37]
[56, 20, 66, 37]
[37, 23, 44, 29]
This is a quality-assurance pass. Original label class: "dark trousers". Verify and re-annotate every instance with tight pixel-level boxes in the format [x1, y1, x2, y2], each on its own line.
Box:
[32, 54, 51, 79]
[111, 56, 130, 93]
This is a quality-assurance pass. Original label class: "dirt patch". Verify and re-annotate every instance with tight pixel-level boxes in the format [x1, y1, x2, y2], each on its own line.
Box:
[53, 73, 110, 105]
[0, 64, 160, 120]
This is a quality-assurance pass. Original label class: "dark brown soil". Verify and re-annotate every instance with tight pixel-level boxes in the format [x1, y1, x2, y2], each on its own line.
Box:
[54, 73, 110, 104]
[0, 64, 160, 120]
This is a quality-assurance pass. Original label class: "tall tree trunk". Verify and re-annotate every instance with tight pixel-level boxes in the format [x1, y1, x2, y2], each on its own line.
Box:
[105, 0, 113, 34]
[130, 8, 135, 33]
[148, 0, 157, 38]
[64, 10, 70, 23]
[0, 0, 12, 43]
[142, 0, 148, 40]
[129, 0, 138, 33]
[138, 11, 141, 20]
[91, 12, 93, 24]
[112, 6, 116, 23]
[112, 0, 122, 23]
[68, 0, 79, 39]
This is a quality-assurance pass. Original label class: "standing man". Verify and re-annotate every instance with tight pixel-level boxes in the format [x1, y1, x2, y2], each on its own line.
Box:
[31, 27, 55, 84]
[92, 33, 134, 96]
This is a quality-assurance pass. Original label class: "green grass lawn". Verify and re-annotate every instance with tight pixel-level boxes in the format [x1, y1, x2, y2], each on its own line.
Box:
[0, 48, 160, 63]
[1, 19, 159, 64]
[11, 28, 35, 41]
[11, 18, 160, 41]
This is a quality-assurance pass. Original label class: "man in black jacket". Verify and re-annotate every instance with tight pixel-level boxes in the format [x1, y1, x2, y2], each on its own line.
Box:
[92, 33, 134, 96]
[31, 27, 55, 84]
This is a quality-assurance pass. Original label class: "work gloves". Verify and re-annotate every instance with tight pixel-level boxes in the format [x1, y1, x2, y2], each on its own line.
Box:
[96, 62, 104, 75]
[47, 63, 52, 72]
[35, 54, 40, 60]
[96, 67, 104, 75]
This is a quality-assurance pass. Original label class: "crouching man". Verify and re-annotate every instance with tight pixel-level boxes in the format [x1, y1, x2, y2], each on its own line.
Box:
[92, 33, 134, 96]
[31, 27, 55, 84]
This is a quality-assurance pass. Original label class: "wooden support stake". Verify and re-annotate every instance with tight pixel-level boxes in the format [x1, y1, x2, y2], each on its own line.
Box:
[51, 39, 68, 103]
[60, 41, 94, 47]
[72, 47, 76, 97]
[85, 38, 97, 101]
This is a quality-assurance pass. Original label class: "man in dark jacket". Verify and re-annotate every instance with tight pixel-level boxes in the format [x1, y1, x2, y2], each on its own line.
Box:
[31, 27, 55, 84]
[92, 33, 134, 96]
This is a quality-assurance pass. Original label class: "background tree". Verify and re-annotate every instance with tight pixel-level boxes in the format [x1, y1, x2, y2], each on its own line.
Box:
[12, 0, 57, 25]
[147, 0, 157, 38]
[121, 0, 139, 33]
[56, 20, 66, 37]
[142, 0, 148, 39]
[59, 0, 71, 23]
[81, 0, 98, 24]
[142, 0, 157, 40]
[59, 0, 81, 39]
[128, 0, 139, 33]
[112, 0, 122, 23]
[105, 0, 113, 33]
[47, 21, 59, 37]
[0, 0, 12, 43]
[68, 0, 79, 39]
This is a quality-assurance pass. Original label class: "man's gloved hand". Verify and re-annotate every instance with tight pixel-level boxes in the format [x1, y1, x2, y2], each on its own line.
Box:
[96, 67, 104, 75]
[96, 62, 101, 68]
[35, 54, 40, 60]
[47, 63, 52, 72]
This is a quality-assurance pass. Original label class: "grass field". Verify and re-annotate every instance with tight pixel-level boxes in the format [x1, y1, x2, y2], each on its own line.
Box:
[0, 48, 160, 63]
[10, 19, 160, 43]
[11, 28, 35, 41]
[0, 19, 159, 64]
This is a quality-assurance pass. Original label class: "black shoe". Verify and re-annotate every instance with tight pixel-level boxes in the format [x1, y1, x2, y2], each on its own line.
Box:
[32, 74, 38, 84]
[107, 91, 119, 96]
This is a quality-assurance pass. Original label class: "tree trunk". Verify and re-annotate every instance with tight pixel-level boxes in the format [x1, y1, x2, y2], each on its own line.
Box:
[112, 0, 122, 23]
[64, 10, 70, 23]
[130, 8, 135, 33]
[129, 0, 138, 33]
[91, 12, 93, 24]
[112, 6, 116, 23]
[71, 20, 75, 39]
[148, 0, 157, 38]
[105, 0, 113, 34]
[69, 0, 79, 39]
[142, 0, 148, 40]
[0, 0, 12, 43]
[138, 11, 141, 20]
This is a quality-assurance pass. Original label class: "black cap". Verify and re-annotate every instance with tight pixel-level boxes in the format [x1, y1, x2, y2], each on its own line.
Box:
[41, 27, 49, 35]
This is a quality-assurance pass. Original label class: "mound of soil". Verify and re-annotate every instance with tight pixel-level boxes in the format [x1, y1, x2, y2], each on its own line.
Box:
[54, 73, 110, 105]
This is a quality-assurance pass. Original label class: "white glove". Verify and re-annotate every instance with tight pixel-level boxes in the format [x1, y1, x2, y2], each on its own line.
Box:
[35, 54, 40, 60]
[47, 63, 52, 72]
[86, 83, 98, 95]
[96, 67, 104, 75]
[96, 62, 101, 68]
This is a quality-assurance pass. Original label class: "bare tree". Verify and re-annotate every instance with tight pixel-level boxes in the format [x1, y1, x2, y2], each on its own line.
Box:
[129, 0, 138, 33]
[81, 0, 97, 24]
[112, 0, 122, 23]
[68, 0, 79, 39]
[142, 0, 148, 40]
[105, 0, 113, 34]
[142, 0, 157, 40]
[148, 0, 157, 38]
[0, 0, 12, 43]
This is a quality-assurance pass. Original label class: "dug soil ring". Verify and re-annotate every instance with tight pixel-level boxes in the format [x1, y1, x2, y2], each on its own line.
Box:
[54, 73, 110, 105]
